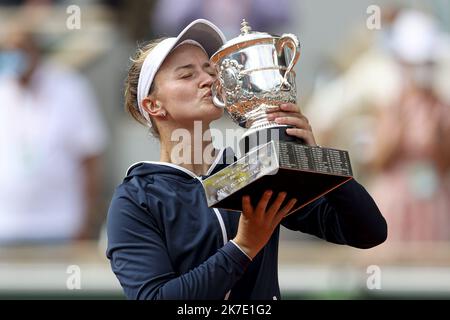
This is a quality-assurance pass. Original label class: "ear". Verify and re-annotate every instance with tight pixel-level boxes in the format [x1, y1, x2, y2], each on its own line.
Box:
[142, 97, 166, 118]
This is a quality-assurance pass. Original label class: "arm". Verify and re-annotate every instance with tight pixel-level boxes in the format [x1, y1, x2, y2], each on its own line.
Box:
[367, 103, 403, 171]
[281, 179, 387, 249]
[106, 190, 251, 300]
[77, 154, 103, 240]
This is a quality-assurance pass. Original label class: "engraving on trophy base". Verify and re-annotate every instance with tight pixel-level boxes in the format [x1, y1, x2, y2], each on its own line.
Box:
[202, 141, 353, 214]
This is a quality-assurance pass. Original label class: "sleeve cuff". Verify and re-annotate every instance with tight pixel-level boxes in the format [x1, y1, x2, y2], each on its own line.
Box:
[229, 240, 253, 261]
[219, 241, 252, 270]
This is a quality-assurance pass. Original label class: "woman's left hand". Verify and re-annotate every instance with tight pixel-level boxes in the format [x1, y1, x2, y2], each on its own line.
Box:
[266, 103, 317, 146]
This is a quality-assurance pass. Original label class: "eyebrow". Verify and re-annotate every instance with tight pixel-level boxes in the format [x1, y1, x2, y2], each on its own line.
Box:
[174, 62, 213, 72]
[175, 64, 194, 72]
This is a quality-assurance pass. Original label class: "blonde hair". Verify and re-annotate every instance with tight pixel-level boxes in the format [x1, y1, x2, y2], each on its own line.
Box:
[124, 38, 167, 138]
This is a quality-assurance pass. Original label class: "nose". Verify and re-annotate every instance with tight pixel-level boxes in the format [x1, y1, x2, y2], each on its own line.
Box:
[199, 70, 216, 89]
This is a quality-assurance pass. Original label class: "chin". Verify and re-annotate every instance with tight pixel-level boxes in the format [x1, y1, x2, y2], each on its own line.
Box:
[203, 101, 224, 118]
[211, 108, 224, 121]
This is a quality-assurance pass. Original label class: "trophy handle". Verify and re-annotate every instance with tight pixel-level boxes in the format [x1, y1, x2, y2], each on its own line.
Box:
[276, 34, 300, 91]
[211, 79, 225, 108]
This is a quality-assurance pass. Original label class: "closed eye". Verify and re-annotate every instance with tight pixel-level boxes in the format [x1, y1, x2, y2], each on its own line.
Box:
[205, 67, 216, 77]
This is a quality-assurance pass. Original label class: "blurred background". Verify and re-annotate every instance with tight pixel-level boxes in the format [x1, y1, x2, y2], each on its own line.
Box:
[0, 0, 449, 299]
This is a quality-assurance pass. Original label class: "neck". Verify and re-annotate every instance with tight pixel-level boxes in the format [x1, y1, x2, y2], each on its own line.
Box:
[159, 123, 218, 176]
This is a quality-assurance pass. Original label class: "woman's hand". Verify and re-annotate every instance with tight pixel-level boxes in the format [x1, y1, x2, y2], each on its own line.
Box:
[267, 103, 317, 146]
[233, 190, 297, 259]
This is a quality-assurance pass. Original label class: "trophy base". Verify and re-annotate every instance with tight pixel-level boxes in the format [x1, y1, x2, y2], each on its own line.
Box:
[240, 125, 304, 154]
[202, 140, 353, 214]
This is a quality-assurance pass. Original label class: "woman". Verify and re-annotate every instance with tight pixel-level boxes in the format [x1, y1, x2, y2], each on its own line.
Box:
[106, 19, 387, 300]
[369, 65, 450, 242]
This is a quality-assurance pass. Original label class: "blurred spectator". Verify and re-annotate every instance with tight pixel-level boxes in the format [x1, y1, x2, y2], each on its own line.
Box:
[306, 8, 450, 242]
[305, 7, 404, 183]
[368, 10, 450, 242]
[0, 26, 108, 244]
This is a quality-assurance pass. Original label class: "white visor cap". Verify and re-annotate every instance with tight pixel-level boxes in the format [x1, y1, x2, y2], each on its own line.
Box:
[137, 19, 226, 126]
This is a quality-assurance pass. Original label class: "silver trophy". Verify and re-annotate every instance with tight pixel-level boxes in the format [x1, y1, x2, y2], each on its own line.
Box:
[202, 20, 353, 213]
[211, 19, 299, 140]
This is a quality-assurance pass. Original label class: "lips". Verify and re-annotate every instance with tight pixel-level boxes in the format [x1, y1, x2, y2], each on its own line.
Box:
[202, 91, 212, 99]
[202, 91, 211, 98]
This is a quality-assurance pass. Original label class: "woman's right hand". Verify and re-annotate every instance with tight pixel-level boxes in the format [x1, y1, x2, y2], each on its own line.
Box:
[233, 190, 297, 259]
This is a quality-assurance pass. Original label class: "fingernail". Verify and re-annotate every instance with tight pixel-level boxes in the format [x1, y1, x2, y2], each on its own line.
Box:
[266, 190, 273, 195]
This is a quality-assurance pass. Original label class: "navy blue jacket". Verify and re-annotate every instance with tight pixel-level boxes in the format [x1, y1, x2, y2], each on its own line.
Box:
[106, 147, 387, 300]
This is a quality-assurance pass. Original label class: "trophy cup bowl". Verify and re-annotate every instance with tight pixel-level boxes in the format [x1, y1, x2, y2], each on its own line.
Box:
[211, 32, 299, 129]
[203, 20, 353, 213]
